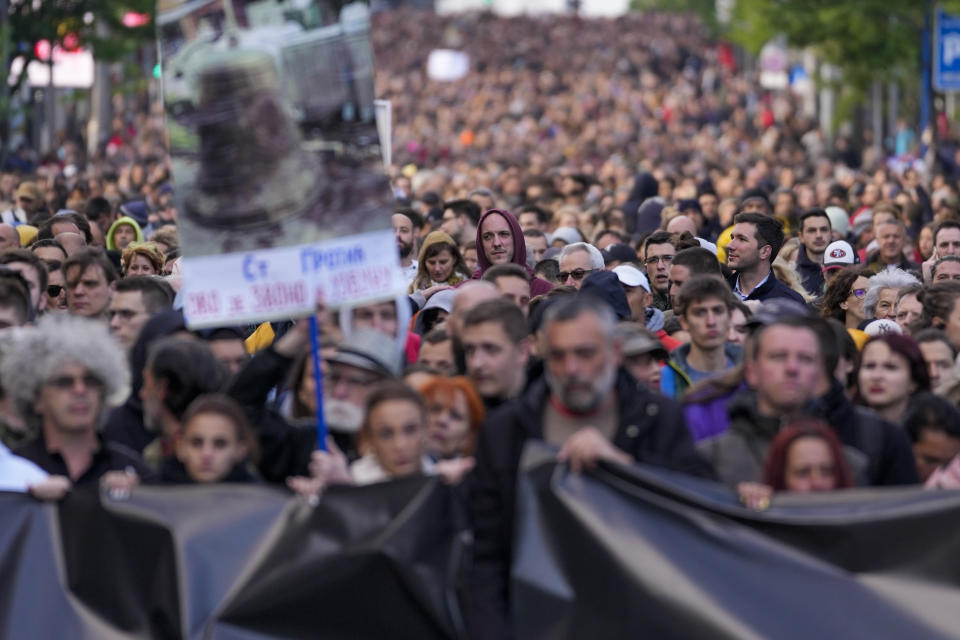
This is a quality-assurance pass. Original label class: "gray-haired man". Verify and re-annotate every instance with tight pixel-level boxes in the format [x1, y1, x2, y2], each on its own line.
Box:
[6, 315, 152, 484]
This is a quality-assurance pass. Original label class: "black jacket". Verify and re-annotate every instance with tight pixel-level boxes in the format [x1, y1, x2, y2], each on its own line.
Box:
[16, 432, 156, 485]
[812, 381, 919, 486]
[102, 399, 151, 453]
[465, 370, 714, 640]
[795, 245, 825, 297]
[225, 346, 316, 483]
[726, 270, 807, 305]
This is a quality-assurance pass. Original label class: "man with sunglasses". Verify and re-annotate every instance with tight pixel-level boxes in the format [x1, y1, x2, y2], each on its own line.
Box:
[557, 242, 604, 290]
[641, 231, 676, 311]
[7, 315, 153, 484]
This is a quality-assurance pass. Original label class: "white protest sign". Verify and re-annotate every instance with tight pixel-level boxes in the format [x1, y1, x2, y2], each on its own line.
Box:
[160, 0, 402, 327]
[181, 228, 404, 327]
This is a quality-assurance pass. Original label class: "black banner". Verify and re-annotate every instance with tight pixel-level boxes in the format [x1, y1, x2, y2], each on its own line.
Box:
[0, 478, 465, 639]
[512, 444, 960, 639]
[2, 446, 960, 638]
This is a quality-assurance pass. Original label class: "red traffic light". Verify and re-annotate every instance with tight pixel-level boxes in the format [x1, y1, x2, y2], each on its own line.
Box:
[62, 32, 80, 52]
[122, 11, 151, 28]
[34, 39, 51, 61]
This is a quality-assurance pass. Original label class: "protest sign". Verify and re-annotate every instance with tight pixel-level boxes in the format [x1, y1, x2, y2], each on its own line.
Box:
[159, 0, 402, 327]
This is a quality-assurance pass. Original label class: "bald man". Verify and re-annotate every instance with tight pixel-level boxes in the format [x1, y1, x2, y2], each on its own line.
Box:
[0, 224, 19, 252]
[666, 215, 698, 237]
[55, 232, 87, 257]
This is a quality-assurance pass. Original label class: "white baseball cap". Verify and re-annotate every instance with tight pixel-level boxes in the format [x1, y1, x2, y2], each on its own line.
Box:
[823, 240, 857, 270]
[864, 319, 902, 337]
[613, 264, 650, 292]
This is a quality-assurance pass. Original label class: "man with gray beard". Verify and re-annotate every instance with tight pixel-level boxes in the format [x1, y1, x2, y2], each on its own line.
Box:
[465, 295, 714, 640]
[320, 329, 402, 455]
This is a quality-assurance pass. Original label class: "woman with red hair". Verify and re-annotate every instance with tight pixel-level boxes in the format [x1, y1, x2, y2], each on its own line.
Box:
[763, 420, 854, 492]
[420, 376, 485, 459]
[738, 419, 854, 509]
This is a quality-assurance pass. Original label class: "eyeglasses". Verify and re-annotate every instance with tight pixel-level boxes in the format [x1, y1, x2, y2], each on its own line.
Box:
[644, 255, 674, 266]
[47, 284, 63, 297]
[849, 288, 867, 299]
[558, 268, 596, 282]
[46, 373, 102, 391]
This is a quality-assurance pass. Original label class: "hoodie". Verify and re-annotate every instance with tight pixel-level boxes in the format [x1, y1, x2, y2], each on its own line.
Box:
[106, 215, 145, 251]
[472, 209, 553, 296]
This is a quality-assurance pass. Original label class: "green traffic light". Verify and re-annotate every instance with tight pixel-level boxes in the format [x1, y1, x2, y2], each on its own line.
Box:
[153, 63, 161, 78]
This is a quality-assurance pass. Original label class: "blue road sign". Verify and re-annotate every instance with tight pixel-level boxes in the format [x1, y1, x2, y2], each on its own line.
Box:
[935, 9, 960, 91]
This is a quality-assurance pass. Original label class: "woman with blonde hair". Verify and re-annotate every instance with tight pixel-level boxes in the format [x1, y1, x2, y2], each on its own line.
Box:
[121, 242, 165, 277]
[408, 230, 470, 306]
[772, 257, 813, 302]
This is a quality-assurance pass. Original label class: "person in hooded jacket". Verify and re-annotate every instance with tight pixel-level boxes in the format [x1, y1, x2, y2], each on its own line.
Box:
[472, 209, 553, 296]
[106, 215, 144, 252]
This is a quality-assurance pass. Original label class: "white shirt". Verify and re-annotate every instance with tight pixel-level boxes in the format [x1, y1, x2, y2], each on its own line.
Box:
[403, 260, 418, 285]
[0, 441, 48, 492]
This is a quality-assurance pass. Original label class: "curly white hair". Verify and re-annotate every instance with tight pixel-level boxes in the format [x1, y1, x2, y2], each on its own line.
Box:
[1, 314, 129, 435]
[863, 268, 920, 319]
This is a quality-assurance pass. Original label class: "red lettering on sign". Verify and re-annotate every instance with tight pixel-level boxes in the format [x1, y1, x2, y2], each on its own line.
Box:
[186, 291, 222, 316]
[251, 281, 308, 312]
[328, 266, 394, 301]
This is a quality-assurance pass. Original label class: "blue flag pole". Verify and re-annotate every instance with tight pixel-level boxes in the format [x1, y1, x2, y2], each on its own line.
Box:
[309, 315, 327, 451]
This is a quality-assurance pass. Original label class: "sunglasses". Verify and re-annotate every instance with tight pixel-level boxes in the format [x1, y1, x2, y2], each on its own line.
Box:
[46, 373, 102, 391]
[849, 288, 867, 299]
[558, 268, 596, 282]
[47, 284, 63, 297]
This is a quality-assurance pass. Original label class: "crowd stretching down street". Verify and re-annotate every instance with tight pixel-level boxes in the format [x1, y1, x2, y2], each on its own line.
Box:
[2, 7, 960, 637]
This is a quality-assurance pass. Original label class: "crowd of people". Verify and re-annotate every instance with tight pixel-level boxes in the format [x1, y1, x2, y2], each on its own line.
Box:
[1, 7, 960, 637]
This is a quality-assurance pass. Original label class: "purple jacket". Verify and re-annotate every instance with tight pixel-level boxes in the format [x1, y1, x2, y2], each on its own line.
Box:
[682, 382, 746, 442]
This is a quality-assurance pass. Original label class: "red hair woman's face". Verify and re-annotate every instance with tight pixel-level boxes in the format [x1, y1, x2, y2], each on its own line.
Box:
[426, 389, 471, 458]
[784, 436, 836, 492]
